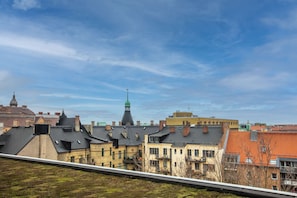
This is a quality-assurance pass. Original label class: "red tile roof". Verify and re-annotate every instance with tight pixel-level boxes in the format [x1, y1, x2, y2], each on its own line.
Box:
[226, 131, 297, 165]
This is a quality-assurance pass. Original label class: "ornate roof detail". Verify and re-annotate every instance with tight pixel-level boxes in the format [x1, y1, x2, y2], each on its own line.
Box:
[9, 92, 18, 107]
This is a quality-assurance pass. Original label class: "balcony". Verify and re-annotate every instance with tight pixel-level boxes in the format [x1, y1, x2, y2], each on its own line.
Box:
[185, 156, 206, 163]
[123, 156, 142, 165]
[156, 155, 171, 160]
[280, 166, 297, 173]
[282, 179, 297, 186]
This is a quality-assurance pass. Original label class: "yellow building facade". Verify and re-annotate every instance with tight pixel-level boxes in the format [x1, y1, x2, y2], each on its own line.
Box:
[166, 111, 238, 129]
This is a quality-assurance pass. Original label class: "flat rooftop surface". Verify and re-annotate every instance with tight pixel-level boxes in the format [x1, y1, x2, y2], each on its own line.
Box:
[0, 158, 240, 197]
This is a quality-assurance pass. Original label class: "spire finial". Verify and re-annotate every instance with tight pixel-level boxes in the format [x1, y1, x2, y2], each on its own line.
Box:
[126, 88, 129, 101]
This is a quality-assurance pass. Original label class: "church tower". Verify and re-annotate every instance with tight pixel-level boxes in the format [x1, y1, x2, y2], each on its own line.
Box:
[121, 89, 134, 126]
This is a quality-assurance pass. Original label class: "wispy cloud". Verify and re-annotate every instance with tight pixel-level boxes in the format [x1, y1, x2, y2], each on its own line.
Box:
[40, 93, 120, 102]
[12, 0, 40, 11]
[0, 32, 86, 60]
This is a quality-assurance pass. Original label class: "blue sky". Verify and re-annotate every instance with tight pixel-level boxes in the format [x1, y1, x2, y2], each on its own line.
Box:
[1, 0, 297, 125]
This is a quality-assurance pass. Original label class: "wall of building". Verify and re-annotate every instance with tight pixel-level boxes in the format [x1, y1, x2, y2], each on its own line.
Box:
[58, 149, 91, 164]
[18, 135, 58, 160]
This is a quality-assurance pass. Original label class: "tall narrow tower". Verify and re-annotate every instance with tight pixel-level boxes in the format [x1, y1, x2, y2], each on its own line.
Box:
[121, 89, 134, 126]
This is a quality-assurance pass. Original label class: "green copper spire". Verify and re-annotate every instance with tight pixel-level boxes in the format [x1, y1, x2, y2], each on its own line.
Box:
[125, 89, 130, 108]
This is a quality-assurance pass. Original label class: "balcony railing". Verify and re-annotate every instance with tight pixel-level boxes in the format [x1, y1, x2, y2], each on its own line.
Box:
[280, 166, 297, 173]
[185, 156, 206, 163]
[282, 179, 297, 186]
[156, 155, 171, 160]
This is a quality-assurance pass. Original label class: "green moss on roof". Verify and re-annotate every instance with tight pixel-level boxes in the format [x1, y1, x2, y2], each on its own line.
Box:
[0, 158, 241, 197]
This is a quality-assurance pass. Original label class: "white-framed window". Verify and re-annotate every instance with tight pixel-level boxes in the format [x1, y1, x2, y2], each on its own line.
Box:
[271, 173, 277, 180]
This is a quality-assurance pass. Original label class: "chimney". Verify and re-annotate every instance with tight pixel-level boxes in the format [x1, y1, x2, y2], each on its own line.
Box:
[159, 120, 166, 131]
[39, 112, 43, 115]
[137, 121, 141, 126]
[183, 125, 190, 137]
[75, 115, 80, 132]
[150, 120, 154, 126]
[22, 105, 27, 108]
[112, 121, 116, 126]
[169, 127, 175, 133]
[90, 121, 95, 134]
[55, 112, 61, 116]
[119, 121, 122, 126]
[105, 125, 112, 131]
[47, 112, 50, 115]
[202, 125, 208, 134]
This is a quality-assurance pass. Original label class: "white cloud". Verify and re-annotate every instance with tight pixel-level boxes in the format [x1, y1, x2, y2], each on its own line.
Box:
[12, 0, 40, 11]
[0, 32, 86, 61]
[220, 71, 289, 91]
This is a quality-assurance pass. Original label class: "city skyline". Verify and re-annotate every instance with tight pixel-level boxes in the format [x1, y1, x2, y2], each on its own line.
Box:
[1, 0, 297, 124]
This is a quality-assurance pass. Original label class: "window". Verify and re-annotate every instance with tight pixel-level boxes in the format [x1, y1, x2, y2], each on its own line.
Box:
[203, 150, 215, 158]
[174, 149, 176, 154]
[110, 148, 112, 156]
[174, 162, 177, 167]
[70, 156, 75, 162]
[194, 149, 199, 157]
[149, 148, 159, 155]
[271, 173, 277, 180]
[101, 163, 104, 166]
[150, 160, 159, 167]
[272, 186, 277, 190]
[118, 151, 122, 159]
[112, 151, 115, 160]
[187, 149, 192, 156]
[101, 148, 104, 157]
[195, 163, 199, 170]
[163, 148, 167, 156]
[180, 149, 183, 154]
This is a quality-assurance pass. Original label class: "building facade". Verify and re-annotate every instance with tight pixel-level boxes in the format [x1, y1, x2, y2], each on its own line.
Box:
[165, 111, 239, 129]
[143, 124, 229, 181]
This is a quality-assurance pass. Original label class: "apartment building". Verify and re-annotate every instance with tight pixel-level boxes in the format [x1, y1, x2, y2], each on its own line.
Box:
[143, 124, 229, 181]
[91, 124, 159, 170]
[224, 130, 297, 192]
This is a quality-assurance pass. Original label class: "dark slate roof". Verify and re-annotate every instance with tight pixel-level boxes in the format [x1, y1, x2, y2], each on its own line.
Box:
[150, 125, 223, 147]
[0, 127, 34, 154]
[0, 115, 106, 154]
[121, 111, 134, 126]
[49, 126, 104, 153]
[92, 125, 159, 146]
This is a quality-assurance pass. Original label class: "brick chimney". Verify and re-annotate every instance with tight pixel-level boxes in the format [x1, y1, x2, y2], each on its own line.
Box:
[159, 120, 166, 131]
[183, 125, 190, 137]
[202, 125, 208, 134]
[75, 115, 80, 132]
[112, 121, 116, 126]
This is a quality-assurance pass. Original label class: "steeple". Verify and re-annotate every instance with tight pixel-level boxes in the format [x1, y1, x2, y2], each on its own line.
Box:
[125, 89, 131, 111]
[121, 89, 134, 126]
[9, 92, 18, 107]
